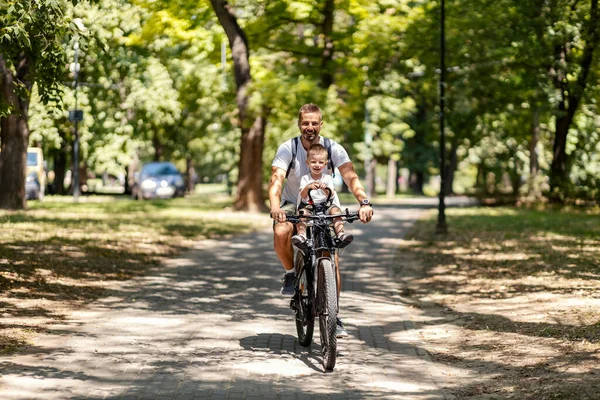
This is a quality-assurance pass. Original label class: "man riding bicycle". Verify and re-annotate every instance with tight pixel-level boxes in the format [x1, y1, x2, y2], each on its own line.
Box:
[269, 103, 374, 337]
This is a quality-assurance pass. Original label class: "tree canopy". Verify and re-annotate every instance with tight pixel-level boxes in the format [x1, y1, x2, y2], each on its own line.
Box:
[1, 0, 599, 209]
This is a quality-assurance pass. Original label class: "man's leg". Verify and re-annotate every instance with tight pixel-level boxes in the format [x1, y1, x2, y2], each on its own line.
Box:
[274, 222, 294, 271]
[274, 202, 297, 295]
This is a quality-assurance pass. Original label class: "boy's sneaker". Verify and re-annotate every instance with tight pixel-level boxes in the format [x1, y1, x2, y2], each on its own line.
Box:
[337, 232, 354, 248]
[291, 234, 309, 251]
[336, 317, 348, 338]
[280, 272, 296, 296]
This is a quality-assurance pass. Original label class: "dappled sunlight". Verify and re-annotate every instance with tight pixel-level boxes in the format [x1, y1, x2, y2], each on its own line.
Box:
[397, 206, 600, 398]
[227, 242, 254, 249]
[367, 380, 433, 392]
[242, 358, 312, 376]
[112, 316, 185, 328]
[459, 252, 537, 261]
[0, 376, 81, 399]
[225, 276, 250, 282]
[373, 236, 404, 246]
[1, 202, 456, 398]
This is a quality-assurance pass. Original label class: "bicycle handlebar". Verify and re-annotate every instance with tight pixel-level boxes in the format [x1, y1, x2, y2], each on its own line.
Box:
[285, 209, 361, 224]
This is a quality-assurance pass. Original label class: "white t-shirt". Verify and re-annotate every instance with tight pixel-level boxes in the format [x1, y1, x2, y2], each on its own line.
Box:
[298, 174, 338, 206]
[272, 136, 351, 207]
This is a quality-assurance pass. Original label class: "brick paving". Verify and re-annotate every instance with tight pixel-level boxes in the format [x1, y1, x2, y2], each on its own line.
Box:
[0, 202, 456, 399]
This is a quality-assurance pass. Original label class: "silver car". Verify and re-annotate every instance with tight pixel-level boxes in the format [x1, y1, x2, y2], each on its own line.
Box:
[132, 162, 185, 200]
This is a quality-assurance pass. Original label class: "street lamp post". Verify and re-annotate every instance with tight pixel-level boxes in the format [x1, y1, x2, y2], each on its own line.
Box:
[363, 72, 374, 199]
[364, 100, 373, 198]
[436, 0, 448, 234]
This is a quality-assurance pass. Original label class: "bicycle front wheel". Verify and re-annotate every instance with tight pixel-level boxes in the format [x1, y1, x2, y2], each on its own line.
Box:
[295, 251, 314, 347]
[318, 258, 337, 371]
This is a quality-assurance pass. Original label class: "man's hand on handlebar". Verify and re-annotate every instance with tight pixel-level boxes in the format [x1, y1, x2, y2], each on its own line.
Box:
[270, 207, 288, 223]
[358, 205, 373, 224]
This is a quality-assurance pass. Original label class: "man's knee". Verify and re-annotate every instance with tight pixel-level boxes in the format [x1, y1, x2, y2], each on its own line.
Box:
[274, 223, 292, 245]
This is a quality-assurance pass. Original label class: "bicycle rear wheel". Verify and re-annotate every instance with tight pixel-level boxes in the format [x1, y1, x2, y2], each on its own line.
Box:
[295, 251, 314, 346]
[318, 258, 337, 370]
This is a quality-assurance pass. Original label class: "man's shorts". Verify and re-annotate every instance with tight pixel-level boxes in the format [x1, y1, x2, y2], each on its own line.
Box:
[272, 201, 298, 228]
[281, 201, 298, 215]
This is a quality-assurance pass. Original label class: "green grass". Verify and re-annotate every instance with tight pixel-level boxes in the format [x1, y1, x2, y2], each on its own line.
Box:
[0, 190, 271, 353]
[336, 192, 424, 205]
[406, 206, 600, 280]
[0, 192, 268, 324]
[400, 206, 600, 399]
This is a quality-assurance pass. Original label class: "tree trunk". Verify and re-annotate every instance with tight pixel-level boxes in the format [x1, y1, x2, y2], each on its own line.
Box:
[211, 0, 267, 212]
[320, 0, 335, 88]
[0, 54, 33, 210]
[235, 108, 270, 212]
[79, 164, 88, 191]
[511, 161, 522, 197]
[365, 158, 377, 198]
[475, 163, 484, 189]
[444, 140, 458, 196]
[530, 109, 540, 177]
[54, 146, 67, 195]
[152, 132, 163, 161]
[125, 154, 139, 195]
[186, 157, 196, 194]
[527, 109, 542, 199]
[549, 0, 598, 196]
[386, 158, 396, 198]
[409, 169, 424, 195]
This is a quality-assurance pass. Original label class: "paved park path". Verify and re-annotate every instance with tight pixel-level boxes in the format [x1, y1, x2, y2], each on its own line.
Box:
[0, 201, 461, 399]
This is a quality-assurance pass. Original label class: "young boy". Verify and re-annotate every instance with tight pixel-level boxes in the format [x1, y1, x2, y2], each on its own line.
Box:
[291, 143, 354, 250]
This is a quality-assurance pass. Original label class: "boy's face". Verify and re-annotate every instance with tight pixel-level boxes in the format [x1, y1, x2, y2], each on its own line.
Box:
[306, 152, 328, 176]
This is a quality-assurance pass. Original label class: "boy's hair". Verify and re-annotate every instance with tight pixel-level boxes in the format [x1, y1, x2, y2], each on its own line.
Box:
[307, 143, 328, 159]
[298, 103, 322, 121]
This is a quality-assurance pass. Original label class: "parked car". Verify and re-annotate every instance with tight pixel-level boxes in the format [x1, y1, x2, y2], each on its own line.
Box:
[131, 162, 185, 200]
[26, 148, 45, 200]
[25, 172, 41, 200]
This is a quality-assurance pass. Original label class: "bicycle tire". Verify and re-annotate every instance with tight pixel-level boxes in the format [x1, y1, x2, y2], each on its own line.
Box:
[318, 258, 337, 371]
[295, 251, 314, 346]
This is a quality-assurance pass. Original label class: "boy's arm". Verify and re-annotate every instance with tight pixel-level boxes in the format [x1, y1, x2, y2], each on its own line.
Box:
[323, 175, 336, 199]
[299, 177, 313, 200]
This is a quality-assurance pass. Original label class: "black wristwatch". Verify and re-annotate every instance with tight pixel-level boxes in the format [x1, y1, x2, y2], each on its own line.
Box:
[360, 199, 372, 207]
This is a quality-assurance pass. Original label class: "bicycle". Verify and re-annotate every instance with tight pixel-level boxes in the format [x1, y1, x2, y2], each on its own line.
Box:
[286, 189, 360, 371]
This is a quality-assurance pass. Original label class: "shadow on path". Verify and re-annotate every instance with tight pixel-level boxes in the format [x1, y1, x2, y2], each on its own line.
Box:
[0, 199, 462, 399]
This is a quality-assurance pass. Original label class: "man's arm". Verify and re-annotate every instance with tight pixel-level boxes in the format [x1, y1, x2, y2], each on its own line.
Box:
[338, 162, 367, 202]
[338, 162, 373, 223]
[269, 166, 288, 222]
